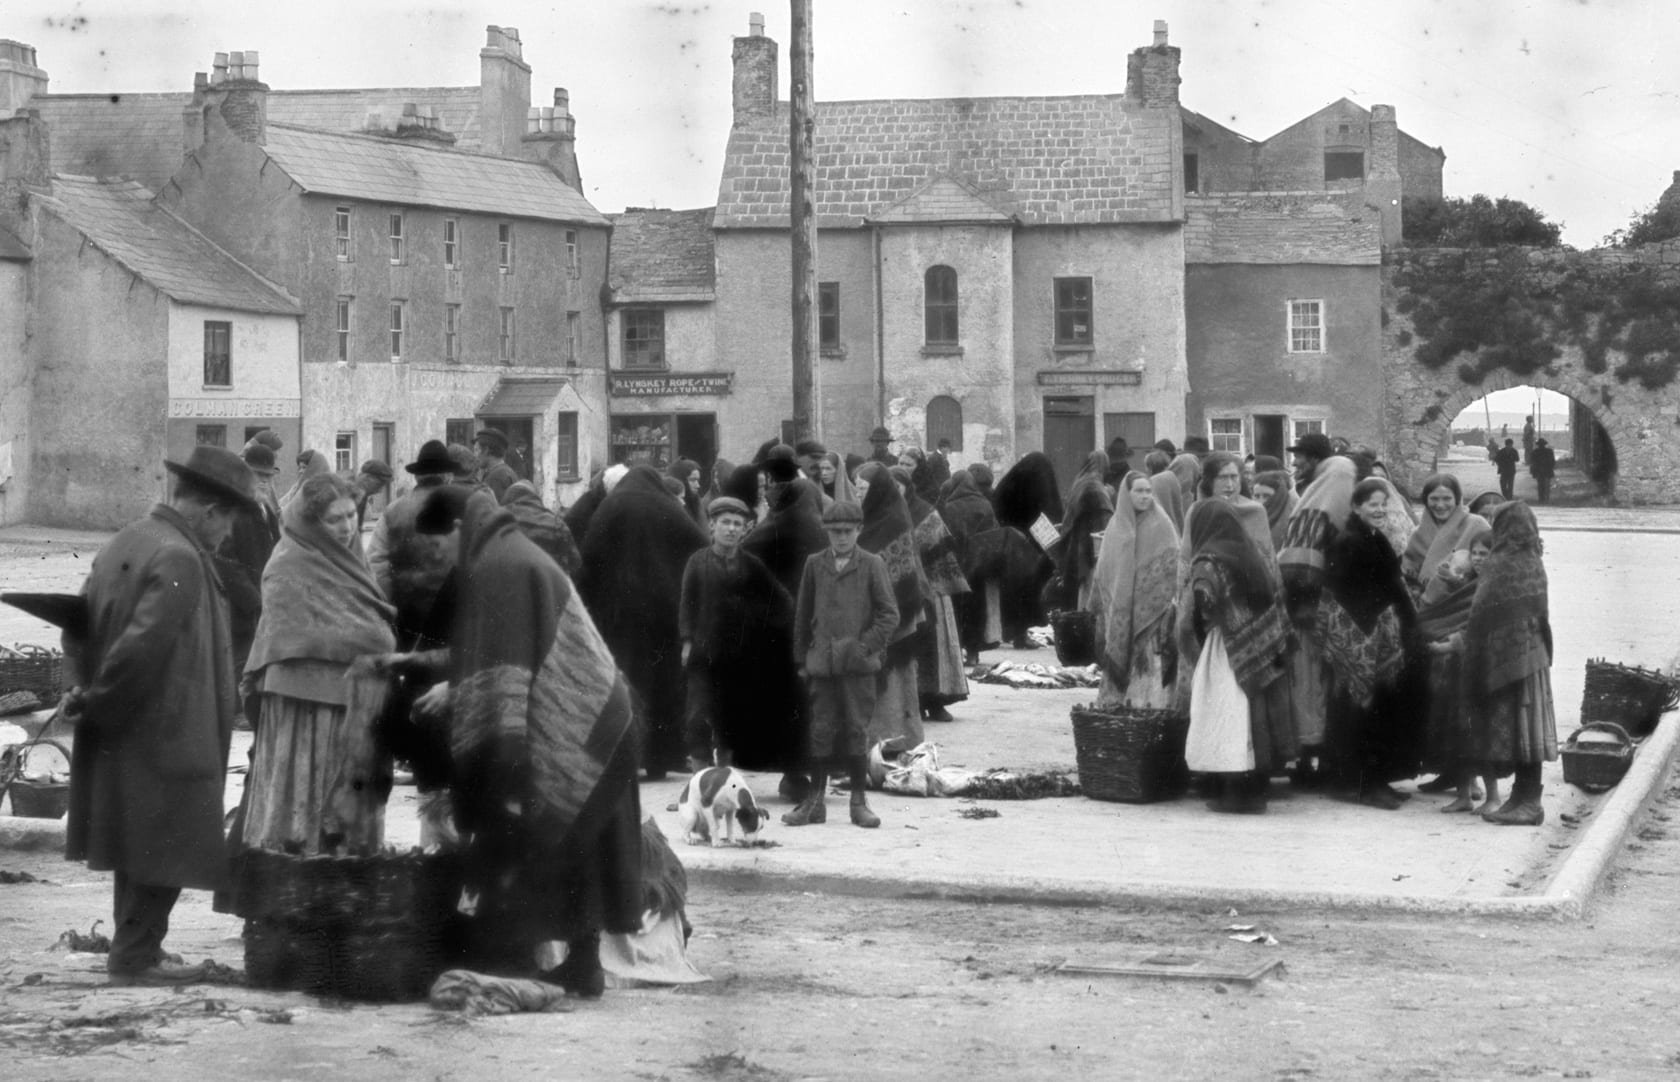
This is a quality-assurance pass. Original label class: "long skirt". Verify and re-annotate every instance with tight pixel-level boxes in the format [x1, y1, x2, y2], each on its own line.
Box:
[1289, 631, 1329, 747]
[916, 596, 970, 706]
[1096, 636, 1176, 711]
[1423, 648, 1472, 774]
[241, 691, 386, 856]
[1473, 668, 1559, 772]
[870, 656, 923, 747]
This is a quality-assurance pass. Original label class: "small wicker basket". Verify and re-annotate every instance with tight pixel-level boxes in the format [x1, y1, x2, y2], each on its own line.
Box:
[1580, 659, 1678, 737]
[1070, 704, 1189, 803]
[1561, 721, 1636, 793]
[1, 738, 71, 819]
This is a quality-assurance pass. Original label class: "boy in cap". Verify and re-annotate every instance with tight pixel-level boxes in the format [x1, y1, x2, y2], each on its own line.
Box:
[785, 500, 899, 828]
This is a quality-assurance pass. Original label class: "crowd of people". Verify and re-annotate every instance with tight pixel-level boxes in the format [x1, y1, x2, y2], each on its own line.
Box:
[58, 419, 1558, 992]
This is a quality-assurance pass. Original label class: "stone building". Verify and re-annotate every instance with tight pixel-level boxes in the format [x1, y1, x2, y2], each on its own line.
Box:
[709, 16, 1190, 486]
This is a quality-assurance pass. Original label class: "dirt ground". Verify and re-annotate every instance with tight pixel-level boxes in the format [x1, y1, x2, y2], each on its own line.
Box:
[0, 769, 1676, 1082]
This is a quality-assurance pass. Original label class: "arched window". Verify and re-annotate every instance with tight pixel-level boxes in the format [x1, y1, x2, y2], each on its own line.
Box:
[924, 265, 959, 347]
[927, 396, 963, 452]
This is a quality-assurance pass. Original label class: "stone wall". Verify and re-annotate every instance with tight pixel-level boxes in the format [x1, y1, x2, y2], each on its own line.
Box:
[1382, 243, 1680, 504]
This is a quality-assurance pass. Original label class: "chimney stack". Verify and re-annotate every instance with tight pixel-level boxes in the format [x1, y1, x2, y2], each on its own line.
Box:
[192, 48, 268, 146]
[480, 25, 532, 158]
[392, 102, 456, 144]
[731, 13, 778, 127]
[0, 40, 48, 115]
[1367, 103, 1402, 247]
[1126, 21, 1180, 109]
[521, 87, 582, 191]
[0, 109, 50, 237]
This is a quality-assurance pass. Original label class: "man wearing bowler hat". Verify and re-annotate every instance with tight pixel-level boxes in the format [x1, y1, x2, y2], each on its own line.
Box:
[473, 428, 518, 503]
[367, 439, 472, 650]
[1286, 431, 1335, 495]
[61, 446, 256, 985]
[866, 426, 896, 467]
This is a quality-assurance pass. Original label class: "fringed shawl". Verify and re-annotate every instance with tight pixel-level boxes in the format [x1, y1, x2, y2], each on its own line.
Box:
[896, 466, 970, 598]
[1278, 455, 1357, 591]
[246, 494, 395, 676]
[1178, 501, 1288, 697]
[1463, 502, 1552, 696]
[857, 461, 925, 640]
[1092, 472, 1179, 692]
[1149, 470, 1185, 531]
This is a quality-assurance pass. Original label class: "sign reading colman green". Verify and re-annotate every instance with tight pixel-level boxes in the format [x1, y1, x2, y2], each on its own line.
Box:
[609, 372, 734, 397]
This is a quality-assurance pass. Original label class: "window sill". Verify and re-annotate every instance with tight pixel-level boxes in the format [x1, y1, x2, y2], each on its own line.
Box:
[621, 365, 671, 374]
[1053, 343, 1096, 354]
[1287, 349, 1327, 356]
[201, 384, 232, 391]
[921, 344, 964, 357]
[820, 346, 847, 359]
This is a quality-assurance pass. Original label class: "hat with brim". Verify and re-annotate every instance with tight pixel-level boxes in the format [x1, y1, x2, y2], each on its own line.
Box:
[1285, 432, 1334, 460]
[241, 444, 280, 477]
[763, 456, 800, 483]
[869, 426, 892, 443]
[164, 445, 259, 511]
[708, 496, 752, 520]
[406, 439, 465, 476]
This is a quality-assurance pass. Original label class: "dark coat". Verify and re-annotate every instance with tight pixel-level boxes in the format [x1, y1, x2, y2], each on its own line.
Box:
[65, 505, 238, 891]
[216, 501, 279, 672]
[794, 548, 899, 677]
[478, 460, 518, 503]
[365, 477, 458, 649]
[1529, 445, 1556, 480]
[1493, 445, 1521, 478]
[742, 478, 829, 599]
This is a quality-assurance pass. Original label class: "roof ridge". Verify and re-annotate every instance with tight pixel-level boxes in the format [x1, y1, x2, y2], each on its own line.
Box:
[266, 121, 551, 165]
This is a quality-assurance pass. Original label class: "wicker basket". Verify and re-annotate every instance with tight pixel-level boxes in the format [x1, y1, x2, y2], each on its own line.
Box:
[2, 738, 72, 819]
[1070, 704, 1189, 803]
[1561, 721, 1636, 793]
[1581, 659, 1678, 737]
[1051, 610, 1098, 667]
[0, 645, 63, 703]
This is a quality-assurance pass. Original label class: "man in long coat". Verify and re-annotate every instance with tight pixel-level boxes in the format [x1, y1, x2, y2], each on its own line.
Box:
[63, 446, 255, 984]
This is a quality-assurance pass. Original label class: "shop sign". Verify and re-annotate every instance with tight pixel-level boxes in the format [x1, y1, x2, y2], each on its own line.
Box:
[609, 372, 733, 398]
[168, 398, 301, 419]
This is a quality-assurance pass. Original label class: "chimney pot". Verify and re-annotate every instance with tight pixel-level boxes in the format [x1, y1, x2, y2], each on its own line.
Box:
[212, 52, 228, 85]
[245, 49, 259, 79]
[749, 12, 765, 36]
[1153, 20, 1168, 46]
[553, 88, 569, 114]
[527, 106, 541, 133]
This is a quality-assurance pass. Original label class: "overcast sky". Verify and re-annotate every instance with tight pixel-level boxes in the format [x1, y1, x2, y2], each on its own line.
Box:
[8, 0, 1675, 251]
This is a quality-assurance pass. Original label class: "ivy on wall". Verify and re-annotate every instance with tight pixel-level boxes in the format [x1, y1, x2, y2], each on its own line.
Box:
[1391, 248, 1680, 391]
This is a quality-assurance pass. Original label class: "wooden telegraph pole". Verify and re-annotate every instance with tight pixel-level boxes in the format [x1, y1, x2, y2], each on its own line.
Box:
[789, 0, 818, 441]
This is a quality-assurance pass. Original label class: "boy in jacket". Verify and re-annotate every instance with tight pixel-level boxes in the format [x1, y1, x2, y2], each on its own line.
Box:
[786, 501, 899, 828]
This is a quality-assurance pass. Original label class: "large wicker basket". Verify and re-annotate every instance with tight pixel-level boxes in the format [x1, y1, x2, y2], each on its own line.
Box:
[1581, 659, 1678, 737]
[1070, 704, 1189, 803]
[0, 645, 63, 705]
[1561, 721, 1636, 793]
[1051, 610, 1098, 667]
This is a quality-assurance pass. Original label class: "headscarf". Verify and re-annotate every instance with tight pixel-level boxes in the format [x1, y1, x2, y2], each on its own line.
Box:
[279, 449, 331, 511]
[1463, 502, 1551, 696]
[994, 452, 1063, 530]
[898, 446, 941, 507]
[967, 462, 995, 504]
[501, 480, 582, 578]
[1278, 455, 1357, 589]
[668, 459, 703, 523]
[822, 451, 857, 505]
[1367, 476, 1418, 558]
[1168, 453, 1201, 499]
[893, 465, 969, 598]
[1178, 499, 1289, 696]
[1254, 470, 1298, 550]
[245, 487, 396, 676]
[844, 453, 865, 482]
[1057, 460, 1115, 606]
[856, 461, 925, 641]
[1091, 471, 1179, 692]
[1149, 470, 1185, 531]
[939, 470, 999, 578]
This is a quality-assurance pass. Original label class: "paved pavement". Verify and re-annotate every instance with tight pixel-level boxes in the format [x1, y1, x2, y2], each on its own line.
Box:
[2, 520, 1677, 918]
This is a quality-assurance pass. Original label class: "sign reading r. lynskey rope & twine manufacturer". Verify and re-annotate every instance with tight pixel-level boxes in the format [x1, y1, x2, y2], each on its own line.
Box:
[609, 373, 734, 397]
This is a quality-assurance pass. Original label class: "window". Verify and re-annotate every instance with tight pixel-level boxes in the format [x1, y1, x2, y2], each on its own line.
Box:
[335, 297, 353, 362]
[445, 419, 475, 448]
[1054, 276, 1094, 346]
[334, 432, 356, 474]
[390, 301, 405, 361]
[443, 218, 459, 269]
[1324, 151, 1364, 182]
[565, 230, 579, 278]
[202, 320, 231, 387]
[1209, 417, 1244, 454]
[1288, 299, 1324, 353]
[1293, 418, 1326, 442]
[195, 424, 227, 448]
[444, 303, 461, 362]
[335, 205, 351, 260]
[498, 306, 515, 363]
[565, 311, 581, 367]
[1184, 152, 1200, 193]
[622, 309, 665, 369]
[498, 223, 514, 272]
[926, 395, 963, 452]
[388, 212, 404, 264]
[818, 281, 841, 352]
[924, 265, 958, 347]
[556, 411, 579, 479]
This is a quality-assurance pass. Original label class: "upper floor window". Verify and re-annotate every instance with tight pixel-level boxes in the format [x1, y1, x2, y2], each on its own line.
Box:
[498, 306, 516, 363]
[444, 303, 461, 363]
[566, 311, 582, 367]
[924, 265, 959, 347]
[498, 223, 515, 272]
[203, 320, 231, 387]
[443, 218, 459, 269]
[335, 297, 352, 362]
[1288, 299, 1324, 353]
[565, 230, 580, 278]
[390, 301, 406, 361]
[388, 212, 405, 264]
[1054, 276, 1094, 346]
[1324, 151, 1364, 182]
[334, 206, 352, 261]
[623, 309, 665, 370]
[819, 281, 841, 353]
[1184, 152, 1200, 193]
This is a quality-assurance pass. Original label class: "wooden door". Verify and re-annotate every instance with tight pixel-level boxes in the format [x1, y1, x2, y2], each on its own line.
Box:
[1043, 396, 1095, 499]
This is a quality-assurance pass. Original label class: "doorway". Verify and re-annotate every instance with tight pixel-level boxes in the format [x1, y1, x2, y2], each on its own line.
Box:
[1103, 411, 1155, 475]
[369, 423, 394, 515]
[1043, 396, 1095, 497]
[1254, 415, 1287, 462]
[480, 416, 536, 481]
[675, 414, 718, 478]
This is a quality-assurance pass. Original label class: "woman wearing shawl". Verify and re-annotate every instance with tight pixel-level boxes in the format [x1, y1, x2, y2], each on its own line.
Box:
[1175, 500, 1293, 813]
[890, 466, 971, 722]
[236, 473, 396, 858]
[941, 469, 1001, 664]
[697, 457, 735, 522]
[1052, 452, 1116, 612]
[1149, 469, 1185, 533]
[1090, 472, 1179, 710]
[855, 462, 927, 745]
[1321, 478, 1424, 809]
[576, 466, 708, 779]
[1277, 455, 1357, 754]
[1367, 476, 1418, 559]
[819, 451, 856, 505]
[967, 462, 996, 504]
[742, 459, 830, 601]
[1251, 470, 1298, 551]
[501, 480, 582, 578]
[1416, 527, 1498, 813]
[668, 459, 705, 525]
[992, 452, 1063, 648]
[278, 448, 331, 511]
[896, 445, 943, 508]
[1464, 502, 1558, 826]
[1402, 474, 1490, 603]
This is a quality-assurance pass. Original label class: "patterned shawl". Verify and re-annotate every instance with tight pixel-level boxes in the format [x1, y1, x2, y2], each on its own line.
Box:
[1254, 470, 1298, 550]
[1149, 470, 1185, 531]
[1370, 477, 1418, 559]
[895, 465, 969, 598]
[1418, 514, 1493, 606]
[1404, 502, 1487, 593]
[857, 461, 925, 640]
[1278, 455, 1357, 587]
[1463, 501, 1552, 696]
[1178, 500, 1289, 696]
[1092, 472, 1179, 691]
[245, 492, 395, 675]
[1320, 514, 1409, 708]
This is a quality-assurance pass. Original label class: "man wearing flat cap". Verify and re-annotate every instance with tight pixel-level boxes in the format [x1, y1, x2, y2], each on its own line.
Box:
[62, 446, 256, 985]
[473, 429, 518, 503]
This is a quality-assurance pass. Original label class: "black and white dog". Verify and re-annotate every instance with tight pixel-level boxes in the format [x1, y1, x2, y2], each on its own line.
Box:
[677, 767, 770, 847]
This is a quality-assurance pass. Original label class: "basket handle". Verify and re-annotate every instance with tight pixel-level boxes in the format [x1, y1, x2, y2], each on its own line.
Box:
[1569, 721, 1633, 748]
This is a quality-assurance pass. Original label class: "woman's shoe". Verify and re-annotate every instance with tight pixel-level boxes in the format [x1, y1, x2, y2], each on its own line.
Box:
[782, 797, 827, 826]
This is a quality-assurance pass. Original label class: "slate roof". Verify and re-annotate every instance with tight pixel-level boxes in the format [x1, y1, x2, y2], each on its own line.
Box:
[262, 124, 605, 225]
[270, 87, 483, 151]
[479, 377, 571, 415]
[1183, 193, 1381, 266]
[28, 93, 194, 193]
[38, 176, 300, 314]
[873, 177, 1014, 224]
[715, 95, 1177, 230]
[605, 207, 716, 302]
